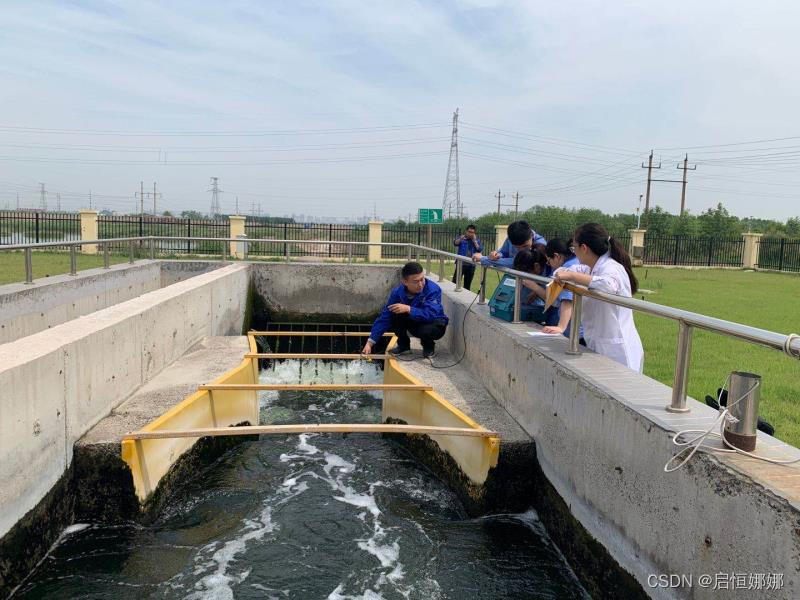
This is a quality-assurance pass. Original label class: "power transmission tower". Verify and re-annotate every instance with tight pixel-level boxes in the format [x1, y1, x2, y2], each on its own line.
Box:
[512, 191, 523, 217]
[235, 196, 239, 215]
[152, 182, 162, 215]
[138, 181, 145, 217]
[208, 177, 222, 216]
[39, 183, 47, 211]
[16, 193, 20, 210]
[57, 193, 62, 211]
[441, 108, 462, 219]
[677, 154, 697, 215]
[641, 150, 661, 216]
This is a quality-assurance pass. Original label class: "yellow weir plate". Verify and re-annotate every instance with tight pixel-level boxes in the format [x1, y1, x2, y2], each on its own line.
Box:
[121, 333, 501, 502]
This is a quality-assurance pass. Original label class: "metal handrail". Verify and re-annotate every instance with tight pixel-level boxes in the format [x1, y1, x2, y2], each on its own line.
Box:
[3, 236, 798, 414]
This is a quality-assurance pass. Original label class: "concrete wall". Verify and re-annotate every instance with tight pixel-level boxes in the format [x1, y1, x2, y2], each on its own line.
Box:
[439, 284, 800, 600]
[0, 264, 249, 540]
[250, 262, 399, 321]
[159, 260, 224, 287]
[0, 261, 162, 345]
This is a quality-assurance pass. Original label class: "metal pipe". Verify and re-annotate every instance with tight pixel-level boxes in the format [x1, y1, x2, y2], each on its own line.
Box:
[69, 245, 77, 275]
[512, 276, 522, 323]
[348, 244, 353, 264]
[129, 240, 135, 264]
[406, 244, 412, 261]
[222, 238, 228, 262]
[438, 256, 444, 282]
[426, 251, 431, 274]
[103, 243, 110, 269]
[454, 259, 463, 291]
[478, 264, 487, 304]
[285, 242, 291, 262]
[667, 321, 693, 412]
[24, 247, 33, 284]
[566, 294, 583, 355]
[148, 237, 155, 260]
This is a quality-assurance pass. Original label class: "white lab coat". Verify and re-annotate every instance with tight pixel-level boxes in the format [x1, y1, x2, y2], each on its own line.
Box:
[565, 253, 644, 372]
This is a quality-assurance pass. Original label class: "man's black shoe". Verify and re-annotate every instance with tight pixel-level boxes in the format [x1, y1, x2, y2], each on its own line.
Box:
[422, 347, 435, 359]
[389, 345, 411, 356]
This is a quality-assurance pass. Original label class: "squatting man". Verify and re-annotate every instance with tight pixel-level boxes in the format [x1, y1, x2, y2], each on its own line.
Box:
[361, 262, 449, 359]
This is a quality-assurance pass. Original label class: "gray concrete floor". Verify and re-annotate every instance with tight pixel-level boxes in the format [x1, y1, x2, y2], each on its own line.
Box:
[395, 339, 530, 443]
[78, 336, 249, 446]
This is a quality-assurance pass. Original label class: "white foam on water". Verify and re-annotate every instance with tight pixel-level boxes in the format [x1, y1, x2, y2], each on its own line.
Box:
[328, 584, 386, 600]
[185, 505, 277, 600]
[61, 523, 91, 536]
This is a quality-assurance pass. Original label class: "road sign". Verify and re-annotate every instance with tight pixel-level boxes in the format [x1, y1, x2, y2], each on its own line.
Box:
[418, 208, 443, 224]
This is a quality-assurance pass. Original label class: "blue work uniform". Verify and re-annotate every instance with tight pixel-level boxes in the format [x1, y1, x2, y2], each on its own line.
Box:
[368, 278, 449, 344]
[480, 230, 548, 267]
[454, 235, 483, 258]
[557, 256, 584, 338]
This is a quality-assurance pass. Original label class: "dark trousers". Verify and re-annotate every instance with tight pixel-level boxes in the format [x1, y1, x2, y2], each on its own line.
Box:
[390, 313, 447, 351]
[452, 261, 476, 291]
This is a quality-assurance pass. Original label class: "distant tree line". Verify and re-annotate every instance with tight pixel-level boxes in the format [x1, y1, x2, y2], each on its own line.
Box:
[389, 204, 800, 239]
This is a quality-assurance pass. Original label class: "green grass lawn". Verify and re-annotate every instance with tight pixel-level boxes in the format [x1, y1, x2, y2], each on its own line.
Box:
[0, 251, 132, 285]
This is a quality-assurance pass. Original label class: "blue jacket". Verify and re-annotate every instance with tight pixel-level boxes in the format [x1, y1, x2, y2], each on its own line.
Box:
[454, 235, 483, 258]
[480, 230, 547, 267]
[369, 278, 448, 343]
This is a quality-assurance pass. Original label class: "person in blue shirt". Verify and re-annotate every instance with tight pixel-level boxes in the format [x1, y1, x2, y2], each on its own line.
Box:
[452, 224, 483, 291]
[362, 261, 449, 359]
[521, 238, 584, 341]
[472, 220, 547, 268]
[512, 248, 559, 326]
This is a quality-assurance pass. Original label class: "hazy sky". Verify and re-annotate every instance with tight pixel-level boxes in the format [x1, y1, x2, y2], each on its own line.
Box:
[1, 0, 799, 221]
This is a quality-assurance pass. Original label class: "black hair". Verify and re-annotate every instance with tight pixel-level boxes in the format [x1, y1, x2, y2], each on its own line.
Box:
[507, 220, 532, 246]
[573, 223, 638, 293]
[401, 261, 424, 278]
[466, 223, 477, 231]
[544, 238, 575, 260]
[513, 248, 547, 275]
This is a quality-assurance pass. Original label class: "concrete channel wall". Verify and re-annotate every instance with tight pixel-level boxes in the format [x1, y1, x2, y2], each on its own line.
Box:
[0, 263, 249, 541]
[0, 261, 162, 345]
[439, 284, 800, 600]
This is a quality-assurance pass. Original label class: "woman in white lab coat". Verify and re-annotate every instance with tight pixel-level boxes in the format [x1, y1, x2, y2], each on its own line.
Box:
[552, 223, 644, 372]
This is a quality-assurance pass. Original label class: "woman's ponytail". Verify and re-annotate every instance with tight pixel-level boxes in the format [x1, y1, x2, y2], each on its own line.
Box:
[573, 223, 638, 294]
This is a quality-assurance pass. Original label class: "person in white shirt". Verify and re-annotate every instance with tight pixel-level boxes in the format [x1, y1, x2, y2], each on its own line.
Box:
[552, 223, 644, 372]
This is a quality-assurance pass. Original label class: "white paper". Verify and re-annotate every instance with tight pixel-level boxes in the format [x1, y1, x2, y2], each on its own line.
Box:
[526, 331, 562, 337]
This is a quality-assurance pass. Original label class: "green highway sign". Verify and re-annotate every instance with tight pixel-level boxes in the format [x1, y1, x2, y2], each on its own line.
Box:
[418, 208, 443, 224]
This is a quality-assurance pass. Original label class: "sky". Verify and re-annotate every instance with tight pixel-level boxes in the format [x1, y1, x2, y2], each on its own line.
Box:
[1, 0, 799, 221]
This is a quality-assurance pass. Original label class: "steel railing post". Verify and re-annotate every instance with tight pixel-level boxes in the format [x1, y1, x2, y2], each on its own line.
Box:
[129, 239, 135, 264]
[103, 243, 110, 269]
[149, 237, 155, 260]
[512, 275, 522, 323]
[478, 265, 487, 304]
[285, 241, 291, 262]
[454, 260, 463, 291]
[348, 244, 353, 264]
[222, 238, 228, 262]
[426, 251, 431, 274]
[667, 321, 693, 412]
[24, 247, 33, 284]
[566, 294, 583, 355]
[407, 244, 412, 261]
[69, 245, 77, 275]
[438, 256, 444, 282]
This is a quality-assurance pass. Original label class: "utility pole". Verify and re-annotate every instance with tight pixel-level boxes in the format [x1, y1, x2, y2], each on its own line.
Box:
[39, 183, 47, 211]
[636, 194, 643, 229]
[16, 193, 20, 210]
[640, 150, 661, 215]
[152, 182, 161, 215]
[441, 108, 461, 219]
[140, 181, 145, 217]
[512, 191, 523, 217]
[495, 189, 505, 215]
[235, 196, 239, 215]
[88, 190, 92, 210]
[677, 154, 697, 215]
[57, 193, 62, 211]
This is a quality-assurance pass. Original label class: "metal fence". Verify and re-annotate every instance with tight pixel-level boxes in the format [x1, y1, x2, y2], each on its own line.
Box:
[643, 235, 744, 267]
[382, 227, 495, 258]
[243, 222, 369, 258]
[757, 238, 800, 272]
[0, 210, 81, 245]
[97, 215, 228, 253]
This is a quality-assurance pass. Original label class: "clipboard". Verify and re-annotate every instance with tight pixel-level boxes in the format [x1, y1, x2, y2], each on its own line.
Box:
[544, 280, 564, 310]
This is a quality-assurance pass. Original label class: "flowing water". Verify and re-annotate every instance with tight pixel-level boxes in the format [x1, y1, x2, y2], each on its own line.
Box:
[15, 361, 589, 599]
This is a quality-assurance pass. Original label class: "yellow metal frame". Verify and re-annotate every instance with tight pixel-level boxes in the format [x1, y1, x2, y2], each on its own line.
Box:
[121, 332, 501, 502]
